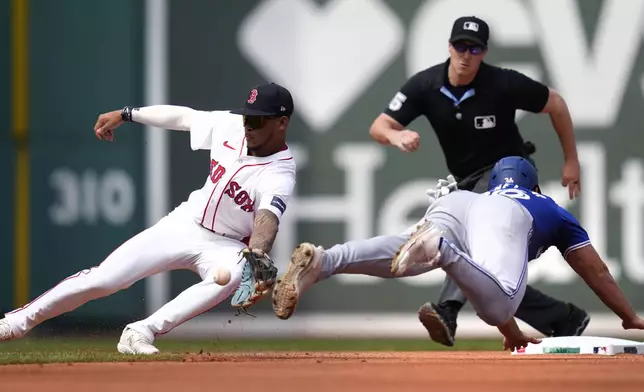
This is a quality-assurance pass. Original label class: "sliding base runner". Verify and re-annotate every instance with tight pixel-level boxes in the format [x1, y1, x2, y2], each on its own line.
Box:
[512, 336, 644, 356]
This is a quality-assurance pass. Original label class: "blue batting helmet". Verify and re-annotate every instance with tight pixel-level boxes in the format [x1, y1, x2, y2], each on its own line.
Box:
[488, 156, 539, 190]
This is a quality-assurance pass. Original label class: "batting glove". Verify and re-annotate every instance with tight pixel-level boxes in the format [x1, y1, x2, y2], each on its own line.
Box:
[426, 174, 458, 204]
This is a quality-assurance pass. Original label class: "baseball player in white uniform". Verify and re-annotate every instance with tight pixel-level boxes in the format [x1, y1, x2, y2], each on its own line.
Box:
[0, 82, 295, 355]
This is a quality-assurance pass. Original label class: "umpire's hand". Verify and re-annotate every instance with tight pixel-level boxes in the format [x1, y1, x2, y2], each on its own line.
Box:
[390, 129, 420, 152]
[561, 158, 581, 200]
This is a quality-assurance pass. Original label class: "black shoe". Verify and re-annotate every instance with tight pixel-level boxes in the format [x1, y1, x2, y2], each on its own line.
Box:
[418, 302, 457, 347]
[552, 303, 590, 337]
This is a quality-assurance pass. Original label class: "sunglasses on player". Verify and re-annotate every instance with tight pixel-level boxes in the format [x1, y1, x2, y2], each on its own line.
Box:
[242, 115, 279, 129]
[452, 42, 486, 55]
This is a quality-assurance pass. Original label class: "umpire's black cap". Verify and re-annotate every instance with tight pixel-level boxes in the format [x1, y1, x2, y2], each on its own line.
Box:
[449, 16, 489, 48]
[230, 82, 294, 117]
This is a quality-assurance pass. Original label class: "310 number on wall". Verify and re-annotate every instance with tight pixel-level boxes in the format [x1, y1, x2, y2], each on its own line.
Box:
[48, 168, 136, 226]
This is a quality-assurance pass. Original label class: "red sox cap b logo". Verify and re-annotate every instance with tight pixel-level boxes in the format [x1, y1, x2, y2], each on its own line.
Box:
[247, 89, 258, 104]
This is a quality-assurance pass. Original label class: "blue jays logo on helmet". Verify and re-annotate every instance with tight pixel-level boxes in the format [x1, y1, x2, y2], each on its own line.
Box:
[488, 156, 539, 190]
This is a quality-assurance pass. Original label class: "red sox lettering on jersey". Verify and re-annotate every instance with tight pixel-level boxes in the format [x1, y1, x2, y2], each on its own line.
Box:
[208, 159, 255, 212]
[175, 110, 295, 242]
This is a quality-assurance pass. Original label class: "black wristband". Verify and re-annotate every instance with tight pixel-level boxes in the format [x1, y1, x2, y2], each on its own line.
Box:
[121, 106, 133, 122]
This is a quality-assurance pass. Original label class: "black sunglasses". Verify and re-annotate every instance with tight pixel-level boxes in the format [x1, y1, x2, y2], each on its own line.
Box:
[243, 115, 279, 129]
[452, 42, 486, 55]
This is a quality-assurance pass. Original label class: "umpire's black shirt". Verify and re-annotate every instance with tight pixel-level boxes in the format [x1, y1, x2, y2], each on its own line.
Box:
[384, 58, 549, 180]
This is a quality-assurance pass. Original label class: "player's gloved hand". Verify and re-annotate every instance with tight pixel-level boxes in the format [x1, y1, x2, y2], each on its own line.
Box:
[231, 248, 278, 310]
[426, 174, 458, 204]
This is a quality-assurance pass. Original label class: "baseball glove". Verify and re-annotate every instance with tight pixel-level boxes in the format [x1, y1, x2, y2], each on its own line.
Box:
[230, 248, 278, 310]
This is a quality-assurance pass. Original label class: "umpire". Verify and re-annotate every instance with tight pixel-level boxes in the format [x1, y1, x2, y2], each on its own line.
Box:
[369, 16, 588, 346]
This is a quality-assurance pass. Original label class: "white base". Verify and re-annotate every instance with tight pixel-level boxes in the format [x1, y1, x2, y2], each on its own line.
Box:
[512, 336, 644, 355]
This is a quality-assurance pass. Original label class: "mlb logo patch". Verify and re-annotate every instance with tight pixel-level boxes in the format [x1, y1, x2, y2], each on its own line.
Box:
[474, 115, 496, 129]
[463, 21, 479, 32]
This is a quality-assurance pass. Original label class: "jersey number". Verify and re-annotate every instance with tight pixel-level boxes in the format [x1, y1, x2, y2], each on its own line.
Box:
[487, 185, 547, 200]
[388, 92, 407, 111]
[225, 181, 255, 212]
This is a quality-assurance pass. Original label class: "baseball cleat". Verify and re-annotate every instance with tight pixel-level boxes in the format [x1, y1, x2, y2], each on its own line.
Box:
[117, 327, 160, 355]
[391, 219, 443, 276]
[418, 302, 457, 347]
[0, 319, 15, 341]
[272, 242, 323, 320]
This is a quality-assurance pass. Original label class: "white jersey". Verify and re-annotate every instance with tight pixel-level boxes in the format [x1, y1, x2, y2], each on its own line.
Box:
[170, 110, 296, 243]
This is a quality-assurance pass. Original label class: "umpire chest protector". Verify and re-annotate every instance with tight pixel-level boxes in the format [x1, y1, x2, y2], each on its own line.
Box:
[385, 59, 549, 178]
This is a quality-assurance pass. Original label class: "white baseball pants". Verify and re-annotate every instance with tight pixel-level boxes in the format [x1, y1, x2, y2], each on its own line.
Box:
[4, 212, 247, 341]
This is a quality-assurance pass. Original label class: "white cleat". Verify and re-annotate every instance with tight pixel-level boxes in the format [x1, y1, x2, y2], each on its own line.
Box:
[272, 242, 323, 320]
[0, 319, 15, 341]
[117, 327, 160, 355]
[391, 219, 443, 276]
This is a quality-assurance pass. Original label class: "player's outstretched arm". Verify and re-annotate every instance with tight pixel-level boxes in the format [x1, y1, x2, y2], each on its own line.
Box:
[129, 105, 196, 131]
[497, 317, 541, 351]
[231, 209, 280, 309]
[94, 105, 197, 141]
[231, 171, 294, 309]
[248, 209, 279, 254]
[566, 245, 644, 329]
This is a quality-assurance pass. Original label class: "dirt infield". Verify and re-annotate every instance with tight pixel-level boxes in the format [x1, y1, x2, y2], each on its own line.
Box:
[1, 351, 643, 392]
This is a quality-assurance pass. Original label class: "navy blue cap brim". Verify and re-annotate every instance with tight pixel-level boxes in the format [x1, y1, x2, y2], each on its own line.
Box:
[229, 108, 281, 116]
[450, 34, 486, 47]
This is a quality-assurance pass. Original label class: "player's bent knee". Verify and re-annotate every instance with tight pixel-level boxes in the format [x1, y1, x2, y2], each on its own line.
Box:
[477, 311, 509, 327]
[476, 306, 514, 327]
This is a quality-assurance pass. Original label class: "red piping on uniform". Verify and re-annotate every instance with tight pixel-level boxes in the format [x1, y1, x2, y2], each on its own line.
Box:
[200, 185, 219, 226]
[5, 234, 130, 314]
[5, 269, 95, 315]
[210, 162, 273, 231]
[239, 136, 246, 157]
[203, 138, 293, 231]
